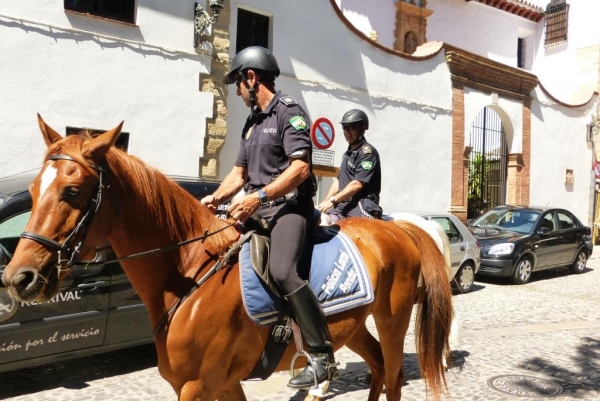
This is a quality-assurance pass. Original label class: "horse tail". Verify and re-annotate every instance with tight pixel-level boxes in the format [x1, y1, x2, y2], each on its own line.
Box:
[394, 220, 453, 401]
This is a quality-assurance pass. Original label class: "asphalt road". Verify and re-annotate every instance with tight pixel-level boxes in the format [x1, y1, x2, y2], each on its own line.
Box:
[1, 252, 600, 400]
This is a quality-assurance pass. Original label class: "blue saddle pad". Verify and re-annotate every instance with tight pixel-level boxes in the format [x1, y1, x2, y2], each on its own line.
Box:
[239, 230, 374, 326]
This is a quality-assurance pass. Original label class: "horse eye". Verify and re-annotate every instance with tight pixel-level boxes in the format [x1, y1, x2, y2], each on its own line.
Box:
[65, 187, 81, 197]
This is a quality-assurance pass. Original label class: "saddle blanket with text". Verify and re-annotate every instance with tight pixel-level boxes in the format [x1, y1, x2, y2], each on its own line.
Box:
[239, 231, 374, 326]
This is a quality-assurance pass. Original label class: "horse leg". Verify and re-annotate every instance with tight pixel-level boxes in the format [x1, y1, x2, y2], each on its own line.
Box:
[217, 381, 247, 401]
[373, 310, 413, 401]
[345, 322, 385, 401]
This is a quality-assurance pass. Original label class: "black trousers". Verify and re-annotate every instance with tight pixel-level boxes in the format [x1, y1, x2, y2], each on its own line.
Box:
[254, 198, 314, 295]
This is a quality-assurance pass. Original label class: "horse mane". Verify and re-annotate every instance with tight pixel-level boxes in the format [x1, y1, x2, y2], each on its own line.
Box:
[47, 133, 238, 255]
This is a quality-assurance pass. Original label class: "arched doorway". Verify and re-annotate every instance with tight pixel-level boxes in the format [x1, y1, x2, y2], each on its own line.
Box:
[468, 107, 508, 219]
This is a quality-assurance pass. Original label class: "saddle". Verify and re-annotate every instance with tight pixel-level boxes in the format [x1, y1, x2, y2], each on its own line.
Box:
[242, 210, 333, 299]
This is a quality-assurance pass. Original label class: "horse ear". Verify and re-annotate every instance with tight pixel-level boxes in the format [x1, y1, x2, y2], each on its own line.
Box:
[84, 121, 124, 160]
[37, 114, 64, 147]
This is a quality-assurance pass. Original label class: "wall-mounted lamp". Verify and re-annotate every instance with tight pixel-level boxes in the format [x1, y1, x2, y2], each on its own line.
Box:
[194, 0, 225, 48]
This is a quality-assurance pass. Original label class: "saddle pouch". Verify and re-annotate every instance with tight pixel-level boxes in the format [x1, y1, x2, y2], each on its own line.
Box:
[250, 234, 283, 298]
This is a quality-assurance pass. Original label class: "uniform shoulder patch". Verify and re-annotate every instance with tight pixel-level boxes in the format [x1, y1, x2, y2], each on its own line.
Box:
[362, 145, 372, 154]
[279, 97, 297, 106]
[360, 161, 374, 170]
[289, 115, 307, 131]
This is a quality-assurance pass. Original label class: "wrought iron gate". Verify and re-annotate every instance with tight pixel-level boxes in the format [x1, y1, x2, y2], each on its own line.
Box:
[467, 107, 508, 219]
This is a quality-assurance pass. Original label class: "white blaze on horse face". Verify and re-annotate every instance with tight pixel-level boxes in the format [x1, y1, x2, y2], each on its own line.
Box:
[38, 165, 58, 202]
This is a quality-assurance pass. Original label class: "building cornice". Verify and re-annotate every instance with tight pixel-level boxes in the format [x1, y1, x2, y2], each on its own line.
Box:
[466, 0, 545, 22]
[445, 44, 538, 99]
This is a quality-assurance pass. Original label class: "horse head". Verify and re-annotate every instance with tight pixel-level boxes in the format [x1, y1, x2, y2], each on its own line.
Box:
[1, 114, 123, 302]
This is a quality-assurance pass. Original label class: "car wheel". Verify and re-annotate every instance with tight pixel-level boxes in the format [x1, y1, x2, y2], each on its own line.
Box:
[511, 256, 533, 285]
[452, 262, 475, 293]
[569, 249, 587, 274]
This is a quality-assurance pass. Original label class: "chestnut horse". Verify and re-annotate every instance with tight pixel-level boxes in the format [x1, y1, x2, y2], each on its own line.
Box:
[2, 116, 453, 401]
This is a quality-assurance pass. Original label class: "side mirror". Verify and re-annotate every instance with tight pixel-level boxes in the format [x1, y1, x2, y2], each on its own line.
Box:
[466, 219, 473, 226]
[0, 244, 11, 267]
[537, 227, 550, 235]
[584, 227, 592, 236]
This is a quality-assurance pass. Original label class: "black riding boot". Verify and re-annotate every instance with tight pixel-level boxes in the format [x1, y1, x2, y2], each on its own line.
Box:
[285, 282, 338, 389]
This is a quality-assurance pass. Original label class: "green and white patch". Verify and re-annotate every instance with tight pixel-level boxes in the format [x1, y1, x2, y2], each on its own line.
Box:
[360, 161, 373, 170]
[289, 115, 307, 131]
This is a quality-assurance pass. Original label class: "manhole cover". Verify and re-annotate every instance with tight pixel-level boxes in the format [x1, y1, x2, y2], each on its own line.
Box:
[488, 375, 563, 397]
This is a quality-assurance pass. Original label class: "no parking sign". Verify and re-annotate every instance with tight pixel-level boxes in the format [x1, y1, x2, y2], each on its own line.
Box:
[311, 117, 335, 150]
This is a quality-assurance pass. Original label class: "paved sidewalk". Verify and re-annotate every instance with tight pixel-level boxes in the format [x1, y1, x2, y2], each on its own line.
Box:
[1, 253, 600, 400]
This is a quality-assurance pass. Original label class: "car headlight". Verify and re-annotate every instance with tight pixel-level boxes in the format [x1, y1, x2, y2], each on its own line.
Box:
[487, 243, 514, 256]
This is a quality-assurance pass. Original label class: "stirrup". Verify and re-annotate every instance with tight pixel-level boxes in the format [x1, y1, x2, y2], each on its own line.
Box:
[289, 350, 338, 390]
[290, 350, 319, 389]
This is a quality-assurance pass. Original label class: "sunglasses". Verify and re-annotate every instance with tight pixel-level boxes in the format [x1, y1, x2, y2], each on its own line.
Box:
[342, 124, 357, 131]
[234, 75, 244, 88]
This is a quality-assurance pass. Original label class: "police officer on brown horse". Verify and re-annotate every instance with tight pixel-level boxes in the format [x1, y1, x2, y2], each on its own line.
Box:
[318, 109, 382, 224]
[200, 46, 337, 389]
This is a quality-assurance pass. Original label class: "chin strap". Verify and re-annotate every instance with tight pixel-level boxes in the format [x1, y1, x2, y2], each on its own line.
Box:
[241, 73, 260, 116]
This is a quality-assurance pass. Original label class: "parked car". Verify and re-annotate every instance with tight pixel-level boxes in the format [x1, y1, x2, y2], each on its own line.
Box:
[468, 205, 593, 284]
[385, 212, 481, 293]
[0, 173, 220, 373]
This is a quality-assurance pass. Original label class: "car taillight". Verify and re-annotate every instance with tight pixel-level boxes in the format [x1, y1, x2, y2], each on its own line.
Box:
[476, 240, 481, 249]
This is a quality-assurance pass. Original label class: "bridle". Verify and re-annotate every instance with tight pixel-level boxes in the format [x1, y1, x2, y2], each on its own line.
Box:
[21, 154, 111, 270]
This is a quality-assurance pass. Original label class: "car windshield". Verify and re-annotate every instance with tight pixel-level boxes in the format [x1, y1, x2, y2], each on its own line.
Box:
[470, 209, 540, 234]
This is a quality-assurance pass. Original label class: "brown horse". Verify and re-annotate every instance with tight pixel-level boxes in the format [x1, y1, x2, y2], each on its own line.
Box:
[2, 115, 453, 401]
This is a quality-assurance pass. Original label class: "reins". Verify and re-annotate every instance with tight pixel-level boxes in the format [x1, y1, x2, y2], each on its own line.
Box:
[86, 221, 238, 266]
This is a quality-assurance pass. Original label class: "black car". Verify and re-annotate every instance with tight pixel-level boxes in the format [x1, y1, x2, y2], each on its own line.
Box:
[469, 205, 593, 284]
[0, 173, 220, 372]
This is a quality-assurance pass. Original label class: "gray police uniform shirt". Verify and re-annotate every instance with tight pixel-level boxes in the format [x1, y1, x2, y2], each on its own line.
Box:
[333, 139, 381, 216]
[235, 91, 313, 199]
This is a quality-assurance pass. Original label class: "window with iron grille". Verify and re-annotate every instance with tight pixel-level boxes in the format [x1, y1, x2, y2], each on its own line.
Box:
[236, 9, 270, 53]
[544, 1, 569, 47]
[66, 127, 130, 152]
[517, 38, 526, 68]
[64, 0, 135, 24]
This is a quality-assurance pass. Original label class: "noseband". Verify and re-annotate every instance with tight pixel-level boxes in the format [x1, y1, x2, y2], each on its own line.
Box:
[21, 154, 113, 268]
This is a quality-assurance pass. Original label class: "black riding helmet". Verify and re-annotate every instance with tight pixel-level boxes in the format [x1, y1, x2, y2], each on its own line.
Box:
[340, 109, 369, 130]
[223, 46, 280, 85]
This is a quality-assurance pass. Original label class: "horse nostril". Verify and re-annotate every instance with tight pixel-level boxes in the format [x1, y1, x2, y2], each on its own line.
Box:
[12, 270, 38, 291]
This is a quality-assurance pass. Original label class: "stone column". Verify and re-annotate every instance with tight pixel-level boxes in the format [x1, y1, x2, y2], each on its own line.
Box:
[506, 153, 524, 205]
[521, 98, 531, 205]
[199, 3, 231, 180]
[449, 79, 468, 223]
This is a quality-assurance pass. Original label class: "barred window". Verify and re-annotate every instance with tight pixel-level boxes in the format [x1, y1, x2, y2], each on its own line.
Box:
[517, 38, 526, 68]
[64, 0, 135, 24]
[544, 1, 569, 47]
[236, 9, 270, 53]
[66, 127, 130, 152]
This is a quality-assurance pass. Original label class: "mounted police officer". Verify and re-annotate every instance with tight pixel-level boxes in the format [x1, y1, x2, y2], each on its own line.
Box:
[318, 109, 382, 224]
[200, 46, 337, 389]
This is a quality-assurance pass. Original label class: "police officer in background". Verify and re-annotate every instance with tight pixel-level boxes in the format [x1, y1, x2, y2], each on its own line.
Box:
[317, 109, 382, 224]
[200, 46, 337, 389]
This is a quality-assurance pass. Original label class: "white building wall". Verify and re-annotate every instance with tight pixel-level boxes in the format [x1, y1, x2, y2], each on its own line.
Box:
[222, 0, 454, 213]
[530, 88, 595, 223]
[0, 0, 212, 177]
[529, 0, 600, 103]
[334, 0, 396, 48]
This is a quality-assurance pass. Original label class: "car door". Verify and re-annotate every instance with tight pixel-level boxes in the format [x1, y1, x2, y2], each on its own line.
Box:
[0, 205, 110, 369]
[555, 210, 579, 265]
[429, 216, 464, 277]
[533, 211, 563, 268]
